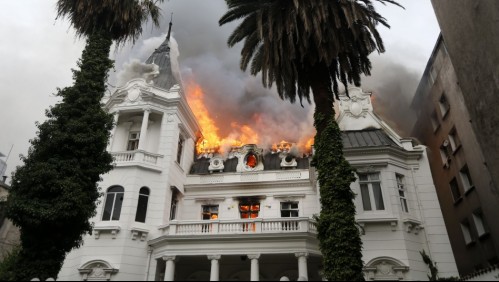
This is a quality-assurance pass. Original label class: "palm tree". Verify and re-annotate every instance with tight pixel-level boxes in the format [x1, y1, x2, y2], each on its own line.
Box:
[219, 0, 401, 280]
[2, 1, 164, 280]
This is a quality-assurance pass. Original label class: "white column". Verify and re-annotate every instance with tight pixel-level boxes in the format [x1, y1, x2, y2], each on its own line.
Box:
[107, 110, 120, 151]
[247, 254, 260, 281]
[207, 255, 221, 281]
[295, 252, 309, 281]
[163, 256, 176, 281]
[138, 108, 151, 151]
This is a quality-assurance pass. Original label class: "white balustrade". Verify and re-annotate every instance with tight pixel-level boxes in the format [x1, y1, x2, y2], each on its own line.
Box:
[111, 150, 162, 167]
[112, 151, 136, 162]
[162, 218, 317, 236]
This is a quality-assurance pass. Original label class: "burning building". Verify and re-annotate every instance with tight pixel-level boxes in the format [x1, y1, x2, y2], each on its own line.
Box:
[58, 29, 458, 281]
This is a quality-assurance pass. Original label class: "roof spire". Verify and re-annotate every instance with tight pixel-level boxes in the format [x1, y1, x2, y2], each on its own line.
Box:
[167, 13, 173, 41]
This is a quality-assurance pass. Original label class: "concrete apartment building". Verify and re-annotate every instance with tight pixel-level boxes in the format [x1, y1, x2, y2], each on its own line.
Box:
[410, 1, 499, 277]
[430, 0, 499, 198]
[411, 35, 499, 277]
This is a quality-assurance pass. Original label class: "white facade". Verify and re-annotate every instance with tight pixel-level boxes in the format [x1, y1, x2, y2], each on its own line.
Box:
[58, 39, 458, 281]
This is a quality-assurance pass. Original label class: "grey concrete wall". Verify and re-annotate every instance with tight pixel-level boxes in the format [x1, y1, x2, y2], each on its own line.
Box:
[411, 38, 499, 276]
[431, 0, 499, 198]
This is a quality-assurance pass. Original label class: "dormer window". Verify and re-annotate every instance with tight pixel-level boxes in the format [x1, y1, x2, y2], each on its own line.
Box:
[127, 132, 140, 151]
[177, 135, 184, 165]
[245, 152, 258, 168]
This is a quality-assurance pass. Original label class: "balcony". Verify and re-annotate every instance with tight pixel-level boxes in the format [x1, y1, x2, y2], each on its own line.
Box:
[159, 217, 317, 236]
[111, 150, 163, 172]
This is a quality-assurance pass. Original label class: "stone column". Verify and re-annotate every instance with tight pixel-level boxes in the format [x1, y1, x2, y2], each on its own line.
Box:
[207, 255, 221, 281]
[163, 256, 176, 281]
[247, 254, 260, 281]
[107, 110, 120, 151]
[295, 252, 309, 281]
[138, 108, 151, 151]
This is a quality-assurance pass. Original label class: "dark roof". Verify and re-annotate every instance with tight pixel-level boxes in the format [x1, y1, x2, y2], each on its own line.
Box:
[189, 157, 210, 174]
[189, 153, 310, 175]
[189, 129, 400, 175]
[341, 129, 401, 149]
[145, 37, 178, 91]
[223, 158, 238, 173]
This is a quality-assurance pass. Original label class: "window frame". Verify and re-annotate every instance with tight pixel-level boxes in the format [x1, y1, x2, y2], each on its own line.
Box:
[460, 219, 475, 246]
[438, 93, 450, 118]
[239, 199, 260, 219]
[280, 202, 299, 218]
[169, 189, 179, 221]
[127, 131, 140, 151]
[102, 186, 125, 221]
[449, 178, 462, 203]
[396, 174, 409, 213]
[176, 134, 185, 165]
[358, 172, 385, 212]
[448, 128, 461, 153]
[472, 211, 489, 238]
[460, 165, 474, 193]
[135, 187, 150, 223]
[202, 205, 219, 220]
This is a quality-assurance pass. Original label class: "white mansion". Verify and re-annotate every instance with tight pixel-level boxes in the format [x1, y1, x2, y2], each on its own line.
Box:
[58, 35, 458, 281]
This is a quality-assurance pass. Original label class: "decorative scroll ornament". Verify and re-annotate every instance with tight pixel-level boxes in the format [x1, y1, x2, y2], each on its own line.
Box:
[127, 85, 141, 102]
[209, 156, 225, 173]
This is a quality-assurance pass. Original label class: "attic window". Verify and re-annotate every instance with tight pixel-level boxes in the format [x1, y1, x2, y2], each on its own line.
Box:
[245, 152, 258, 168]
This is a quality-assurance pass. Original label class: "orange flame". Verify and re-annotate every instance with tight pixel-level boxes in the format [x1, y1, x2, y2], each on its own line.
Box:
[185, 80, 314, 155]
[186, 81, 262, 154]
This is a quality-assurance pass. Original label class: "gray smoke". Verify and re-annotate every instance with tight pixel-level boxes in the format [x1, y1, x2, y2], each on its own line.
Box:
[362, 58, 421, 137]
[109, 0, 426, 147]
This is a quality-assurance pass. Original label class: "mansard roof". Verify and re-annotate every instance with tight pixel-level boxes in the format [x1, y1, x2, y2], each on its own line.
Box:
[189, 154, 310, 175]
[189, 129, 403, 175]
[342, 129, 401, 149]
[145, 36, 178, 91]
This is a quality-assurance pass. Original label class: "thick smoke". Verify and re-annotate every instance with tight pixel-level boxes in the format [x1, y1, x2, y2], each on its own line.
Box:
[110, 0, 427, 149]
[361, 58, 421, 137]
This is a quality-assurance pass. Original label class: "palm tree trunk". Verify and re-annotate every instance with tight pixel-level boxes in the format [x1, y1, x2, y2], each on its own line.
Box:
[311, 64, 365, 281]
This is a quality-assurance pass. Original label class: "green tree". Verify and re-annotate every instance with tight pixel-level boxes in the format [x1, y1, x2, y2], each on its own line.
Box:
[219, 0, 400, 280]
[3, 1, 163, 280]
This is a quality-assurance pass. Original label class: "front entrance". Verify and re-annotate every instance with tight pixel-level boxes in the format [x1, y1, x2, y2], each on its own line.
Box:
[155, 254, 324, 281]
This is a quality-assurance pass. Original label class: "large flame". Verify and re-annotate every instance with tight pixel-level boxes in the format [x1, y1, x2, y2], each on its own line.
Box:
[185, 80, 313, 155]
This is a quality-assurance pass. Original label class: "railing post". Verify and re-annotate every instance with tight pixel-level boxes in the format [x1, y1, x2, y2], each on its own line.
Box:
[169, 221, 178, 235]
[212, 221, 219, 234]
[299, 218, 309, 232]
[255, 219, 262, 233]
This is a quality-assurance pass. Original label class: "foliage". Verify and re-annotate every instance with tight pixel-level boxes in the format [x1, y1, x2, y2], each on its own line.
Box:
[313, 110, 363, 281]
[0, 201, 6, 227]
[421, 250, 439, 281]
[3, 1, 165, 279]
[5, 32, 114, 280]
[0, 247, 21, 281]
[219, 0, 402, 105]
[56, 0, 163, 45]
[420, 250, 460, 281]
[220, 0, 401, 280]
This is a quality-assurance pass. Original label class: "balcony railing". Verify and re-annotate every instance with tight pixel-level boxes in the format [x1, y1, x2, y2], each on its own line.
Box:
[160, 218, 317, 236]
[111, 150, 163, 170]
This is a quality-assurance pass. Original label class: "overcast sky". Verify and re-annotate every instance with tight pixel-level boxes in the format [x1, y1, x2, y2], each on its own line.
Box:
[0, 0, 440, 180]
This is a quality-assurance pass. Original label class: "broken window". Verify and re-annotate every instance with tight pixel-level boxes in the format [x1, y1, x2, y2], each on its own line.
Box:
[239, 199, 260, 232]
[202, 205, 219, 220]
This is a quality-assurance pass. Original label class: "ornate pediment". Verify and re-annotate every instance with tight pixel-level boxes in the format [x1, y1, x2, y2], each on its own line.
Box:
[234, 144, 264, 172]
[339, 87, 373, 119]
[364, 257, 409, 281]
[79, 260, 118, 281]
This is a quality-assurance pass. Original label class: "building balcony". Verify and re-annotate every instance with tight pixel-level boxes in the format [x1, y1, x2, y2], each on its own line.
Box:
[111, 150, 163, 172]
[159, 217, 317, 237]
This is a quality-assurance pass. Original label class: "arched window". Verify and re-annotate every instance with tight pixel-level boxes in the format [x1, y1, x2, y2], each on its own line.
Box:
[102, 186, 124, 221]
[135, 187, 150, 223]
